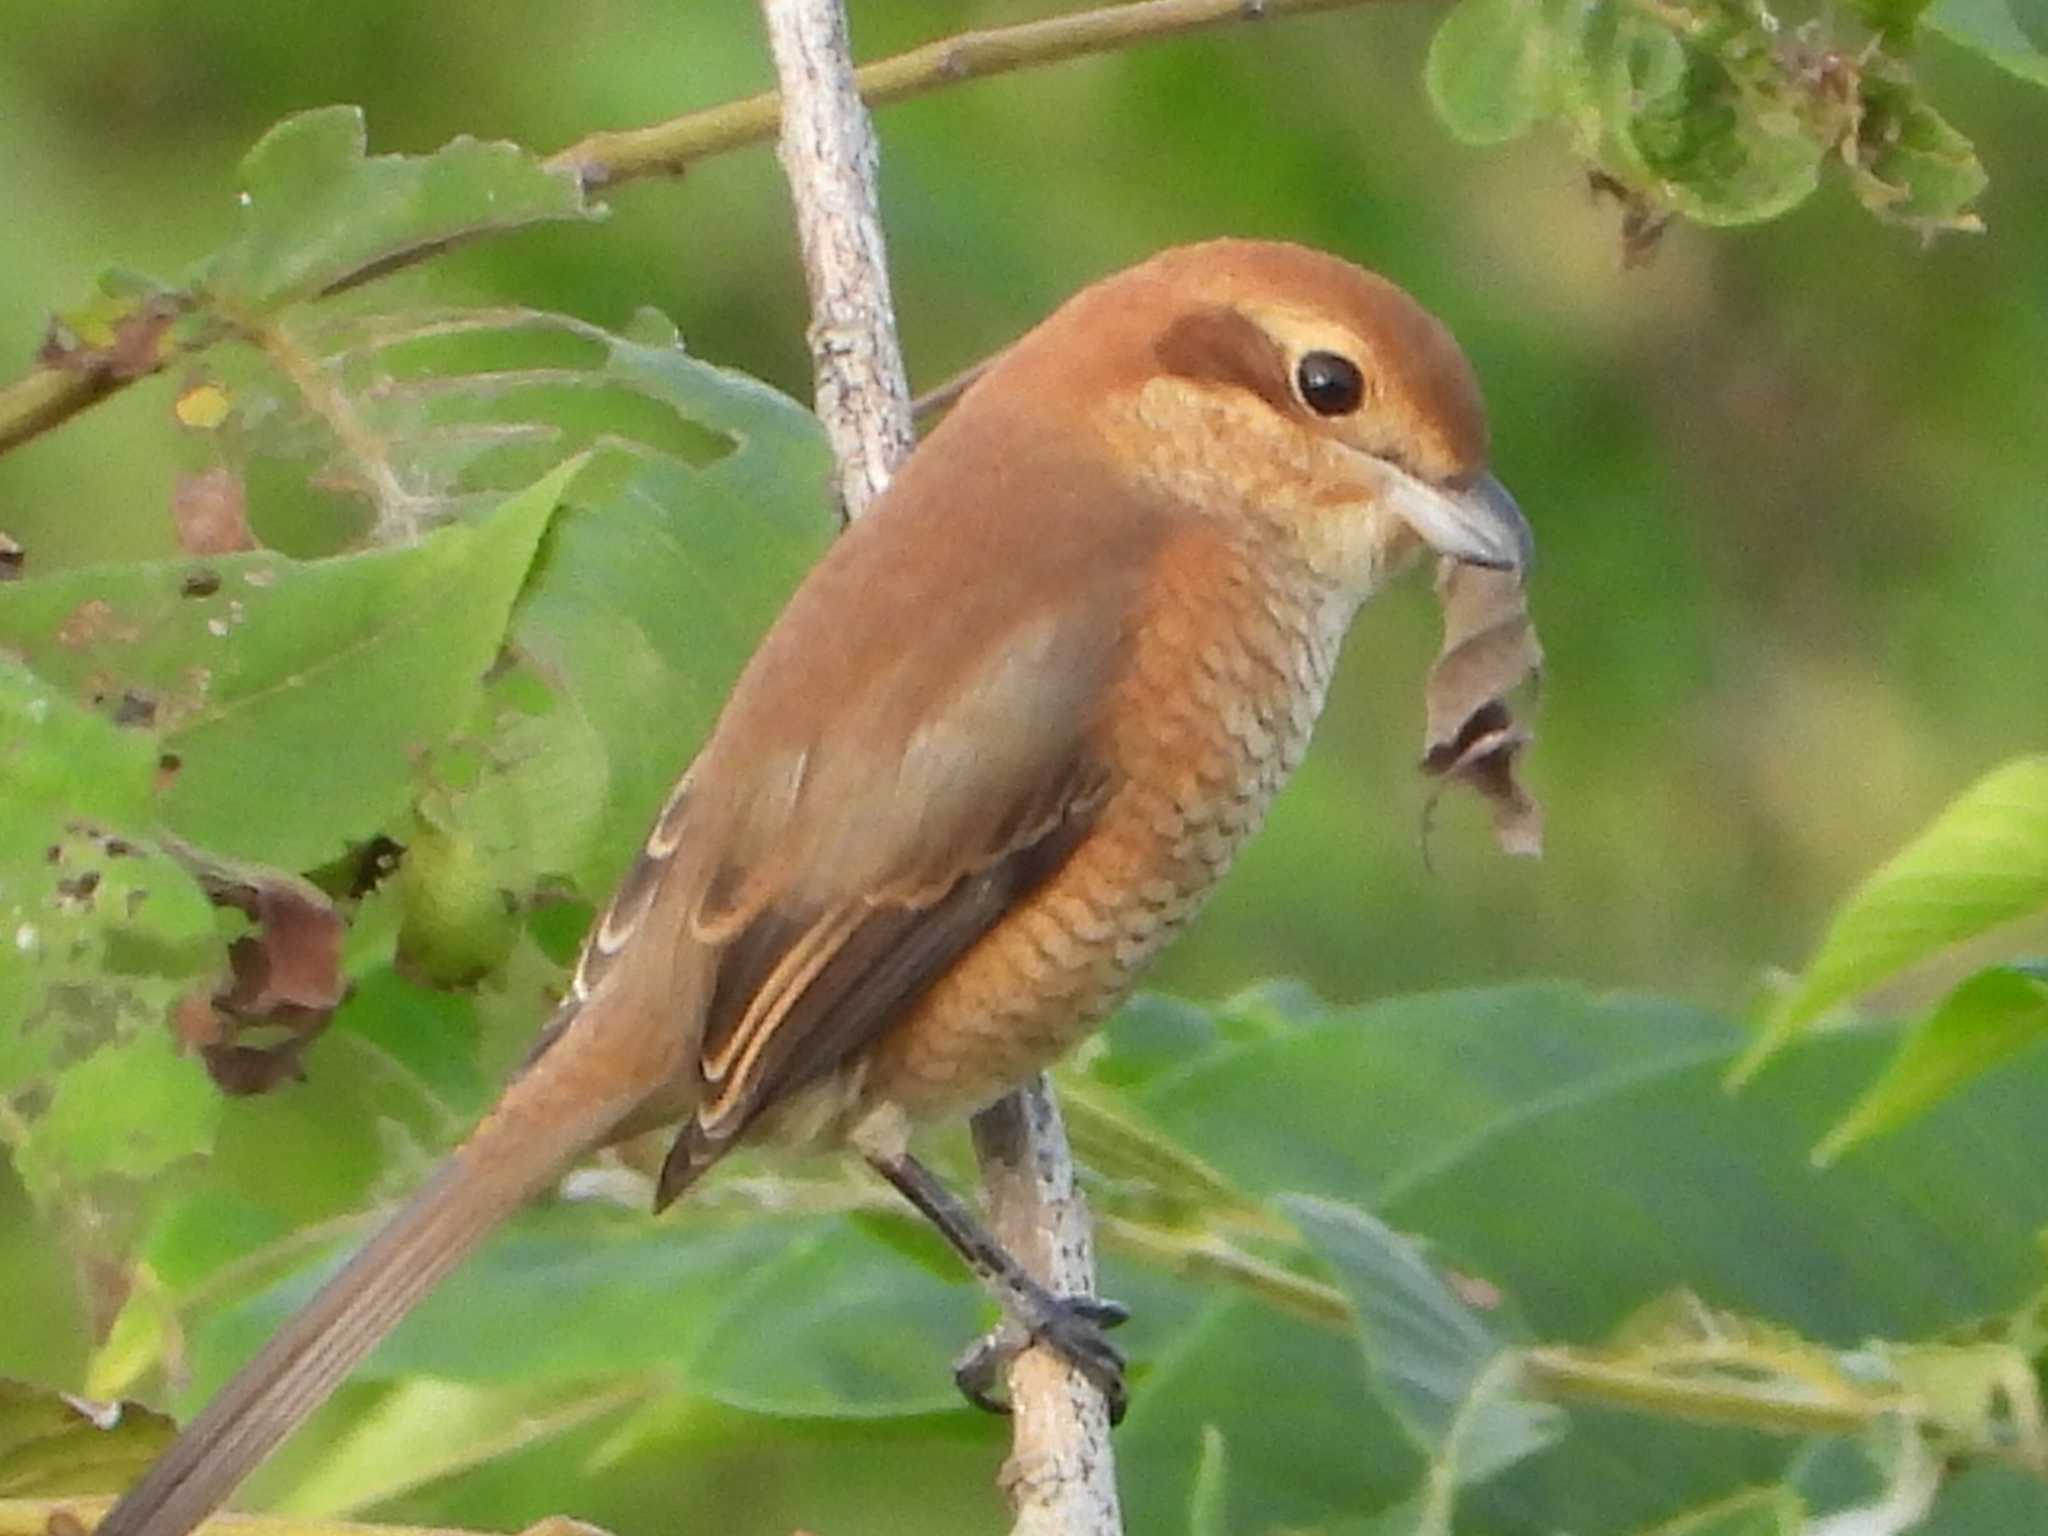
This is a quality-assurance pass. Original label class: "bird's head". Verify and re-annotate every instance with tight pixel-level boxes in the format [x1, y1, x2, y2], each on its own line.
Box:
[977, 239, 1531, 594]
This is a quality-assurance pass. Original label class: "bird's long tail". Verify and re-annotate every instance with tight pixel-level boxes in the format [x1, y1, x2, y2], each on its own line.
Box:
[94, 1011, 644, 1536]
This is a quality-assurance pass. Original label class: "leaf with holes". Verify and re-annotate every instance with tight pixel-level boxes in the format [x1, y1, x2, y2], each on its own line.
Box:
[0, 661, 219, 1207]
[203, 107, 594, 316]
[0, 460, 578, 872]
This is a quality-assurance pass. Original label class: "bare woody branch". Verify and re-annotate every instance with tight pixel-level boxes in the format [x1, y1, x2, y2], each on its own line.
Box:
[759, 0, 914, 516]
[756, 0, 1123, 1529]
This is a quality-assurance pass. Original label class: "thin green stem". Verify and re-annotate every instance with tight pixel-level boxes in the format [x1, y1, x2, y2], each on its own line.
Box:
[1520, 1347, 1901, 1436]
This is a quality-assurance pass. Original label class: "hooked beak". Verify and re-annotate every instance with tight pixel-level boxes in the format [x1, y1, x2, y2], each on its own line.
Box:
[1379, 464, 1533, 574]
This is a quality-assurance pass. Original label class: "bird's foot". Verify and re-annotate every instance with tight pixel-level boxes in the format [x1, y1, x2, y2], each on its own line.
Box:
[954, 1293, 1130, 1424]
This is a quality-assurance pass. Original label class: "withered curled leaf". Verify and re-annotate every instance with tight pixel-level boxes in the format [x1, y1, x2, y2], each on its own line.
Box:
[161, 836, 347, 1095]
[1421, 558, 1543, 859]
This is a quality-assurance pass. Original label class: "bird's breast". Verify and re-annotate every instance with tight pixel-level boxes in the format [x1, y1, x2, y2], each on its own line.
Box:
[843, 522, 1355, 1129]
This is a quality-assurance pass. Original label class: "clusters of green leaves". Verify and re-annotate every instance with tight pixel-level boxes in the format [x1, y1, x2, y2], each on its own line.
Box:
[10, 983, 2048, 1534]
[0, 110, 834, 1237]
[1422, 0, 2024, 235]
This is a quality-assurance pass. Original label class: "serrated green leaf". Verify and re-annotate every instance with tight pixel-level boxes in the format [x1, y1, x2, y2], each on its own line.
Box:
[0, 459, 579, 871]
[1736, 756, 2048, 1080]
[1282, 1195, 1563, 1486]
[204, 107, 594, 315]
[1426, 0, 1561, 144]
[1926, 0, 2048, 85]
[1815, 962, 2048, 1161]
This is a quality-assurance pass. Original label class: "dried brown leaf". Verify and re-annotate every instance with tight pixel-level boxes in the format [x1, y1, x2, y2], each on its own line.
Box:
[1421, 559, 1543, 858]
[160, 837, 347, 1095]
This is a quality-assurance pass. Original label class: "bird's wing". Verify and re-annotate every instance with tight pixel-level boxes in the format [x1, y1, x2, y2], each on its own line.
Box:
[654, 607, 1125, 1203]
[548, 469, 1171, 1204]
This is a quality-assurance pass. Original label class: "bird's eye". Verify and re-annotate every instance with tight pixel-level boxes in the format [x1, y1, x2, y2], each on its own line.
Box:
[1295, 351, 1365, 417]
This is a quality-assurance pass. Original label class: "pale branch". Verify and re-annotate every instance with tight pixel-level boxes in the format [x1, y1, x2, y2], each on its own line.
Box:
[759, 0, 914, 516]
[0, 362, 125, 456]
[756, 0, 1122, 1529]
[973, 1086, 1126, 1536]
[0, 0, 1387, 461]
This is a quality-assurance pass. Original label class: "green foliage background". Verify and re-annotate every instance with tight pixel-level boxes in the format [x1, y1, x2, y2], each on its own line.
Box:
[8, 0, 2046, 1005]
[2, 1, 2046, 1533]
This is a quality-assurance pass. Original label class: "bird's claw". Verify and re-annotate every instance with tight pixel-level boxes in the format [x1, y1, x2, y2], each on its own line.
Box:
[952, 1293, 1130, 1425]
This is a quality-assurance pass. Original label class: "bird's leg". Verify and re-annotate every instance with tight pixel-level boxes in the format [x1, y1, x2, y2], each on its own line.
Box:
[861, 1145, 1129, 1423]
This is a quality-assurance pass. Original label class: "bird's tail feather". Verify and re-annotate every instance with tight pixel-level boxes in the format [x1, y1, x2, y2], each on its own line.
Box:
[95, 1020, 637, 1536]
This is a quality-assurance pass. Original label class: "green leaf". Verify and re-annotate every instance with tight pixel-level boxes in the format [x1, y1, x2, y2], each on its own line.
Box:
[1926, 0, 2048, 85]
[0, 650, 156, 836]
[1845, 65, 1987, 233]
[1122, 985, 2048, 1532]
[265, 1375, 652, 1518]
[1188, 1425, 1229, 1536]
[507, 328, 835, 894]
[1426, 0, 1564, 144]
[1283, 1196, 1563, 1489]
[10, 1027, 224, 1207]
[178, 306, 833, 901]
[0, 459, 579, 871]
[1059, 1076, 1264, 1227]
[678, 1217, 982, 1418]
[0, 661, 221, 1207]
[204, 107, 594, 315]
[1576, 0, 1824, 227]
[1736, 756, 2048, 1081]
[0, 1378, 175, 1497]
[1815, 962, 2048, 1162]
[1853, 0, 1940, 41]
[196, 1204, 981, 1420]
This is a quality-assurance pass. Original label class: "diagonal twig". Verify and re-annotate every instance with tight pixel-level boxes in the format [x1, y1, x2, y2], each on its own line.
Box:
[756, 0, 1123, 1529]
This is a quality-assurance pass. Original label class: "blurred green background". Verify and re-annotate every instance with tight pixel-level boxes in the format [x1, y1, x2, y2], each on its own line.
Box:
[6, 0, 2042, 1014]
[3, 2, 2047, 1530]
